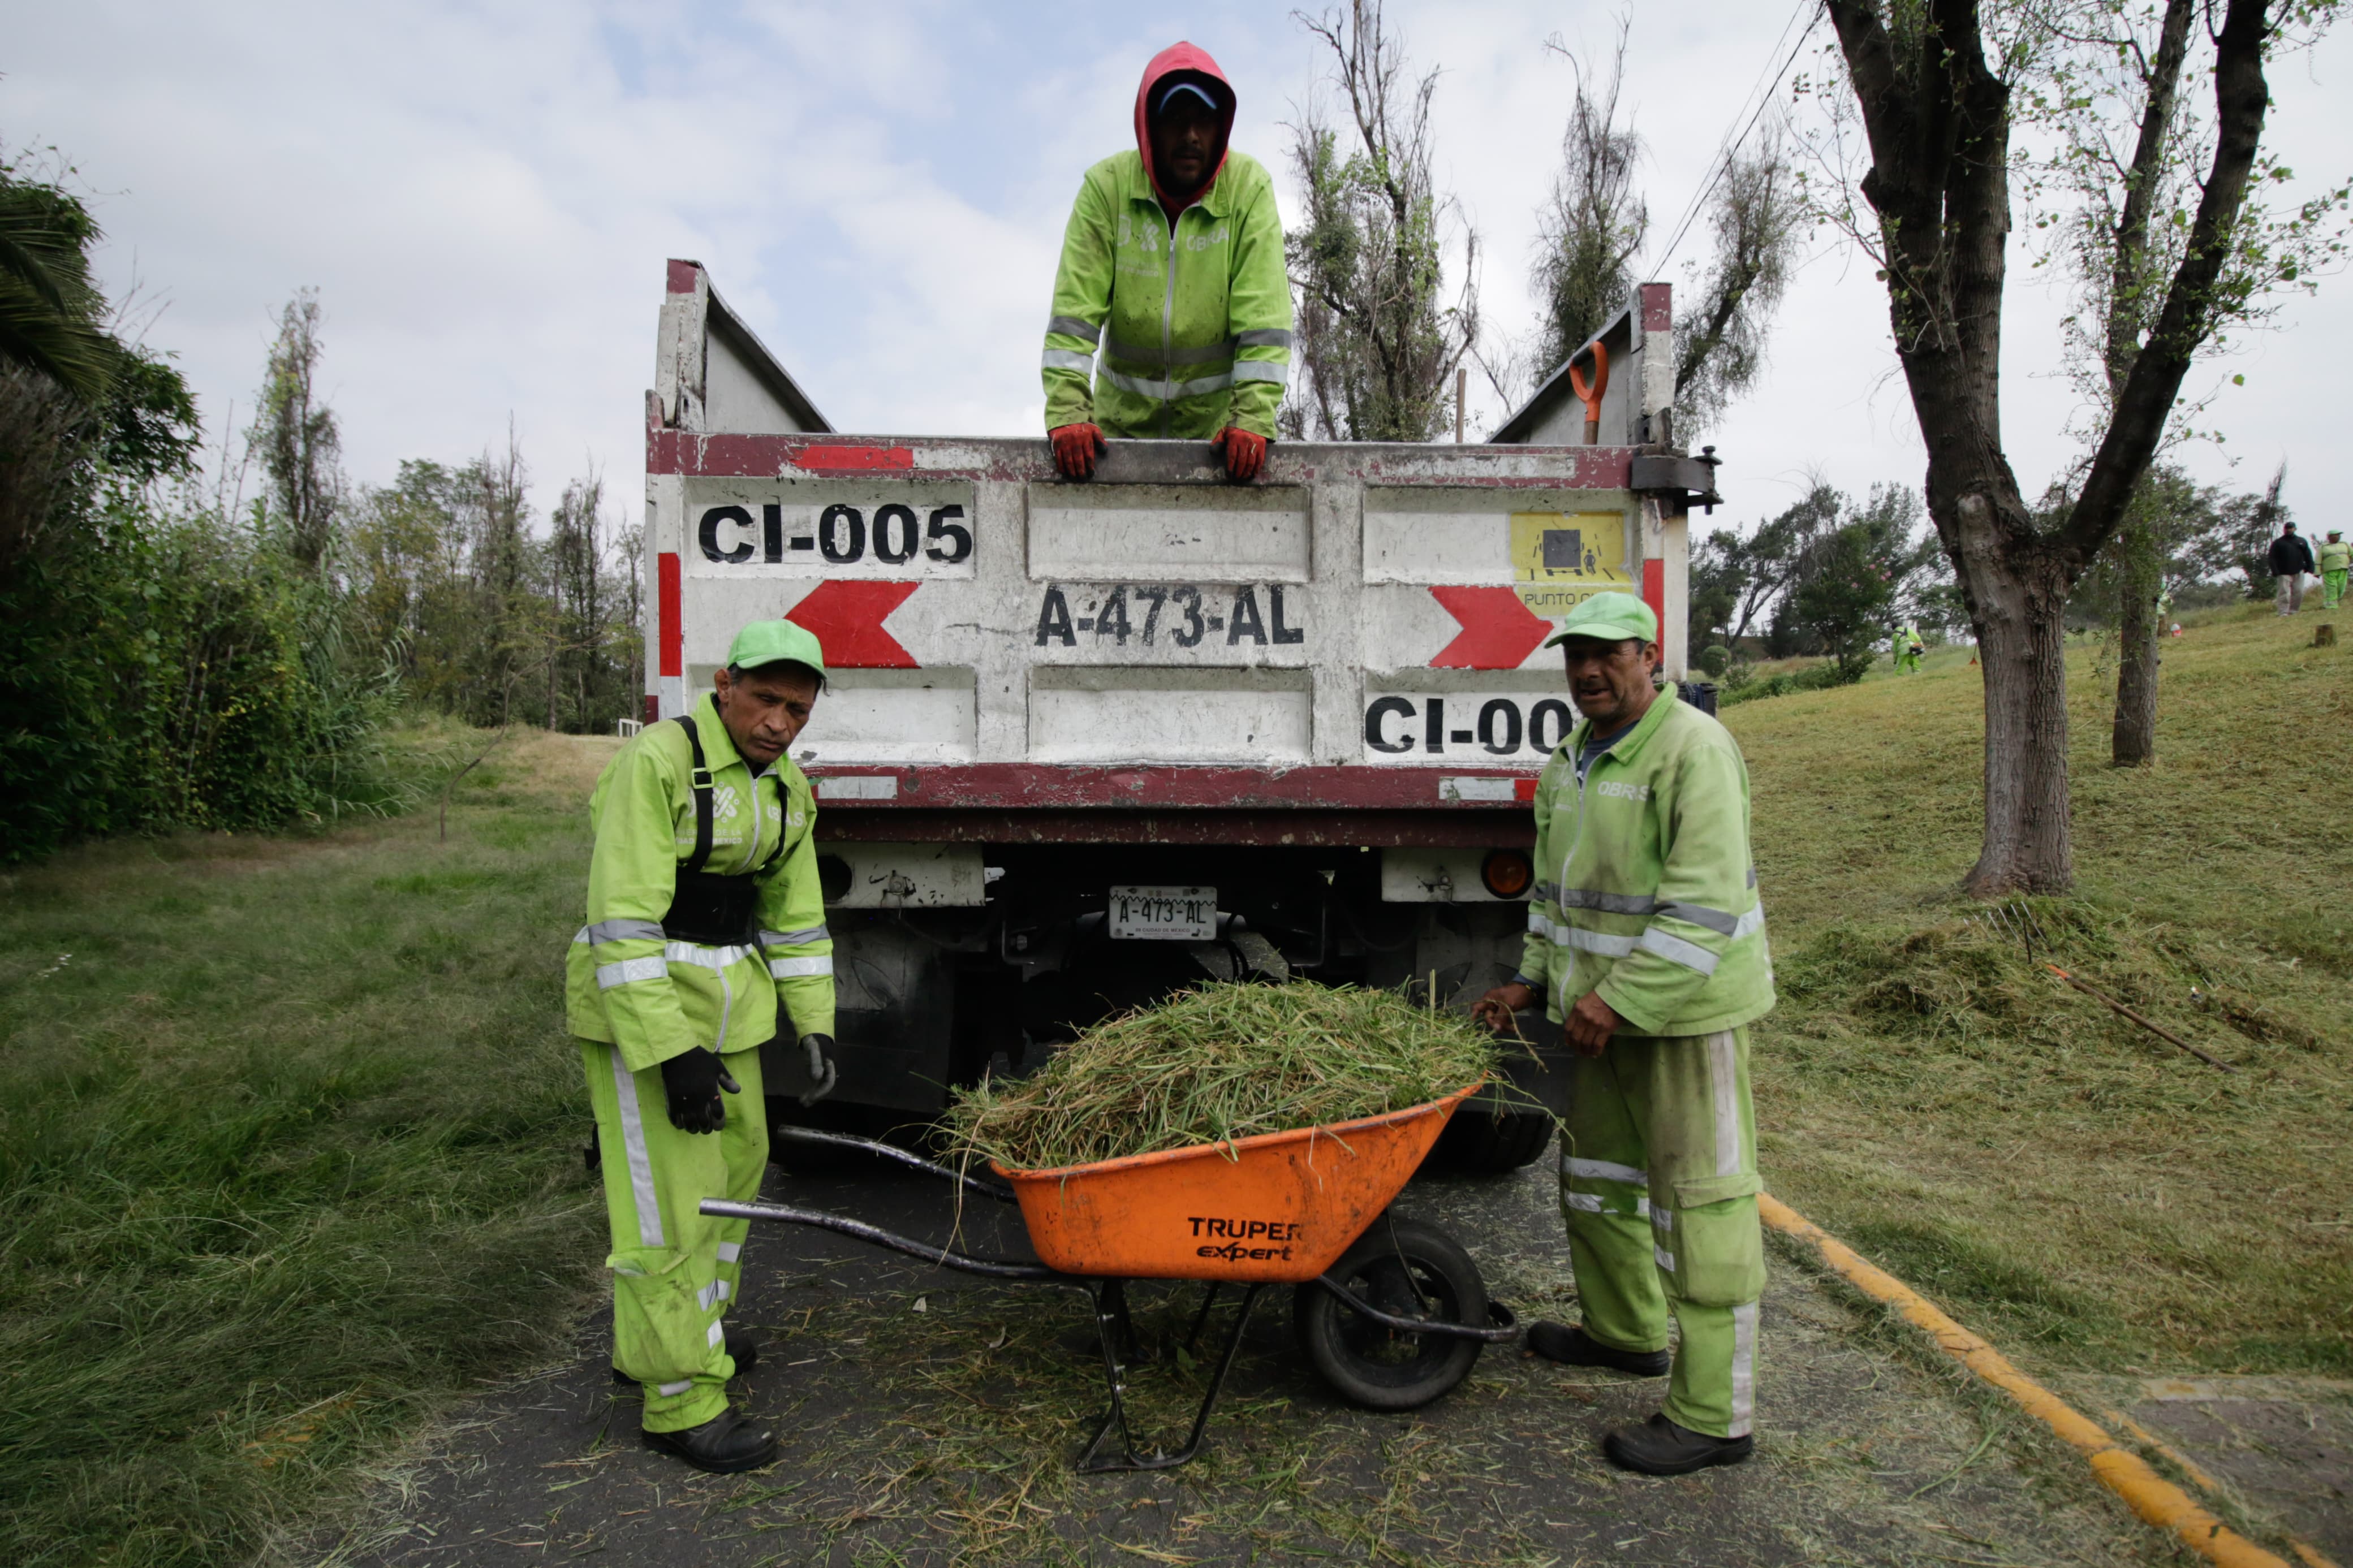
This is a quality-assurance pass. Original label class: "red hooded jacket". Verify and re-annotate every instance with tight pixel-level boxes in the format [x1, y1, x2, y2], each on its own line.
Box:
[1134, 42, 1235, 218]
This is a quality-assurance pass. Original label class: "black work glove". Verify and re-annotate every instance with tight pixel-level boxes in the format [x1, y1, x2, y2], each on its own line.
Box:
[796, 1033, 838, 1107]
[659, 1047, 742, 1134]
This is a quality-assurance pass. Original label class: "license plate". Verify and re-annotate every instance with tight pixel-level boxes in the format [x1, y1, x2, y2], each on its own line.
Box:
[1109, 885, 1216, 941]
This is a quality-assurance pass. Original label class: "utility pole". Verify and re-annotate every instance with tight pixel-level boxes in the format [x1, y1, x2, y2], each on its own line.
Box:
[1454, 368, 1466, 442]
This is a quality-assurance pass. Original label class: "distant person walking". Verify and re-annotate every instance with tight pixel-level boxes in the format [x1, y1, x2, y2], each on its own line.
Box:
[2318, 529, 2351, 611]
[2269, 522, 2316, 615]
[1892, 621, 1925, 674]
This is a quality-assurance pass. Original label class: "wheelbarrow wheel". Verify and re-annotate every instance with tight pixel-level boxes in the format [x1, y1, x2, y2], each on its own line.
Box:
[1292, 1215, 1488, 1411]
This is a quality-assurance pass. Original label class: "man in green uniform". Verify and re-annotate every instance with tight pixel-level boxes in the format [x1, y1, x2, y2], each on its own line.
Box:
[1474, 592, 1775, 1476]
[1893, 621, 1925, 674]
[566, 621, 838, 1474]
[1040, 41, 1291, 483]
[2320, 529, 2350, 610]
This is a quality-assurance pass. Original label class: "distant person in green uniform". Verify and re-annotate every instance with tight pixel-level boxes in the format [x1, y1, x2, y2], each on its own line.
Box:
[2319, 530, 2350, 611]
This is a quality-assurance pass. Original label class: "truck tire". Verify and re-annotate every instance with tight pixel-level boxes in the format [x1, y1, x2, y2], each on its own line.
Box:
[1429, 1106, 1555, 1173]
[1292, 1215, 1488, 1411]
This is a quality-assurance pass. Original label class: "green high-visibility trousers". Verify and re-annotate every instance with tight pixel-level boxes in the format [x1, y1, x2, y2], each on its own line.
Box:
[1557, 1025, 1764, 1439]
[2325, 568, 2347, 609]
[581, 1038, 767, 1433]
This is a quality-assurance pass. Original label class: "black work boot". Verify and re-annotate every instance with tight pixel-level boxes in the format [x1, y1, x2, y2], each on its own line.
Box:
[642, 1412, 778, 1474]
[1602, 1413, 1755, 1475]
[612, 1327, 760, 1385]
[1526, 1321, 1671, 1377]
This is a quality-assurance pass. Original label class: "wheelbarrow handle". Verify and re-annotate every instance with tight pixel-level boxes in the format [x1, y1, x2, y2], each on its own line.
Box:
[700, 1198, 1068, 1282]
[770, 1125, 1019, 1203]
[1311, 1276, 1522, 1343]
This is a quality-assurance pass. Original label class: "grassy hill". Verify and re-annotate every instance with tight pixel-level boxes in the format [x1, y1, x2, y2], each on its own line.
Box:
[1731, 602, 2351, 1376]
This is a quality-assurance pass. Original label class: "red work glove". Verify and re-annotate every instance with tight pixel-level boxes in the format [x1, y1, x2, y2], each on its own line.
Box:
[1049, 422, 1106, 481]
[1213, 426, 1267, 483]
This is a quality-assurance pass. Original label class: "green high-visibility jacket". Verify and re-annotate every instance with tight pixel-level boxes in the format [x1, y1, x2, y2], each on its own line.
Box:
[1520, 687, 1775, 1037]
[1040, 149, 1292, 441]
[2320, 539, 2352, 573]
[565, 694, 834, 1074]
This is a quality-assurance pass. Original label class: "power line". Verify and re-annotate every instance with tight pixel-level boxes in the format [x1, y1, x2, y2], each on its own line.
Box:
[1653, 0, 1824, 276]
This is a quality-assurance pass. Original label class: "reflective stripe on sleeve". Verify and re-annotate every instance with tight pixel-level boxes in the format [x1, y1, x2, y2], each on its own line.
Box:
[1235, 327, 1293, 348]
[578, 918, 666, 944]
[1654, 1245, 1677, 1273]
[1046, 314, 1101, 344]
[1731, 906, 1766, 940]
[1650, 1206, 1674, 1232]
[706, 1320, 725, 1347]
[1655, 901, 1742, 936]
[1041, 348, 1095, 374]
[698, 1279, 723, 1312]
[1566, 1157, 1648, 1186]
[769, 955, 834, 978]
[657, 1378, 695, 1397]
[761, 926, 829, 947]
[597, 956, 670, 990]
[1231, 361, 1288, 386]
[716, 1241, 742, 1264]
[1637, 926, 1720, 974]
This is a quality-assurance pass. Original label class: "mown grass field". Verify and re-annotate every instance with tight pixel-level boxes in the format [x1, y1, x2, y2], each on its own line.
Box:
[0, 722, 622, 1568]
[1733, 602, 2351, 1378]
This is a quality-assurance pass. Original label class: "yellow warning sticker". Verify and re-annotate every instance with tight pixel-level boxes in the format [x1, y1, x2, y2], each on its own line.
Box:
[1510, 511, 1632, 617]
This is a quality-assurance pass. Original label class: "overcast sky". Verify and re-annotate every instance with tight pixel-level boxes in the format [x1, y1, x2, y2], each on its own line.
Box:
[9, 2, 2351, 537]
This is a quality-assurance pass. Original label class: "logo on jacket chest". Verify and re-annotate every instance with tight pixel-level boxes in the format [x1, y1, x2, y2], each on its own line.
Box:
[1593, 780, 1652, 802]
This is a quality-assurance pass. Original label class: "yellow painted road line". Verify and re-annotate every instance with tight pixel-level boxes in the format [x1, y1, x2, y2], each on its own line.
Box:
[1759, 1193, 2293, 1568]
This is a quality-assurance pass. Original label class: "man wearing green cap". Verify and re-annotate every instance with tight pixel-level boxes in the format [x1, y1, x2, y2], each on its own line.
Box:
[566, 619, 837, 1473]
[1473, 590, 1774, 1476]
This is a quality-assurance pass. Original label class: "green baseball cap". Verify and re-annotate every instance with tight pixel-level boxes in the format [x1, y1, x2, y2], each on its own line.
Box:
[1544, 590, 1658, 649]
[726, 619, 828, 681]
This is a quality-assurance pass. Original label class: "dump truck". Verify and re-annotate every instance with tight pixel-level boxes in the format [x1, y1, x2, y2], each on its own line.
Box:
[641, 260, 1720, 1170]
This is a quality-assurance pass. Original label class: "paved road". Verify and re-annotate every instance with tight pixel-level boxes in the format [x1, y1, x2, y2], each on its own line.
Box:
[320, 1151, 2205, 1567]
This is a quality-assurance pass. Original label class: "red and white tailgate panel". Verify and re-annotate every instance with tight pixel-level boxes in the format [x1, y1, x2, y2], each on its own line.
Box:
[646, 436, 1647, 818]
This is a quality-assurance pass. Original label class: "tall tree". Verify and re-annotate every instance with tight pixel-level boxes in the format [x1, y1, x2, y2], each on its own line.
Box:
[1528, 21, 1648, 379]
[1284, 1, 1479, 442]
[1511, 24, 1804, 437]
[251, 290, 342, 572]
[1814, 0, 2344, 893]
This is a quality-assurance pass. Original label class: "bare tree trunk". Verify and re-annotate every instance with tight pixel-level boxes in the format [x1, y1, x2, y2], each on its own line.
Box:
[2111, 511, 2160, 766]
[1946, 492, 2076, 893]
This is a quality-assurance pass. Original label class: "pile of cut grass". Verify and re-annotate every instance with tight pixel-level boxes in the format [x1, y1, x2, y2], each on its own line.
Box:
[944, 981, 1497, 1172]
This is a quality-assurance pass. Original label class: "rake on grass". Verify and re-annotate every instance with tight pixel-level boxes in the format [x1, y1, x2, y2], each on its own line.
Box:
[1965, 901, 2235, 1073]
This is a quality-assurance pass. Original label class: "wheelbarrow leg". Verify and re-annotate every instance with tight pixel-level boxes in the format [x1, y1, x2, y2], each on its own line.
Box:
[1077, 1281, 1264, 1474]
[1182, 1282, 1222, 1353]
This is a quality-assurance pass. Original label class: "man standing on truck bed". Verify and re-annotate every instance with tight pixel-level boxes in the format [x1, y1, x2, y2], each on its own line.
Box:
[1040, 41, 1291, 483]
[1473, 592, 1775, 1476]
[567, 620, 838, 1474]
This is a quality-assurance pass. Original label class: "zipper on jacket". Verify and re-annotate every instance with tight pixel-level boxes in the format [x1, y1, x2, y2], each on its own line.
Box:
[1158, 204, 1182, 438]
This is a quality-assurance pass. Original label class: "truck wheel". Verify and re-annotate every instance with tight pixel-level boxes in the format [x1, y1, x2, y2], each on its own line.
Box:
[1429, 1107, 1556, 1173]
[1292, 1215, 1488, 1411]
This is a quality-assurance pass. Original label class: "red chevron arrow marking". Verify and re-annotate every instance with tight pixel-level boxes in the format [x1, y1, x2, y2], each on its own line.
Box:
[1428, 585, 1552, 669]
[783, 581, 920, 668]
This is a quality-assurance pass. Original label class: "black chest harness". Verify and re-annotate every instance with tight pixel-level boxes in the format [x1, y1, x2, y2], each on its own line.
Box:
[661, 715, 786, 945]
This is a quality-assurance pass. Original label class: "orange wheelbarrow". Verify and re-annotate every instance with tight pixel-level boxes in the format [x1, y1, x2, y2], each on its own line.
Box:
[702, 1081, 1520, 1472]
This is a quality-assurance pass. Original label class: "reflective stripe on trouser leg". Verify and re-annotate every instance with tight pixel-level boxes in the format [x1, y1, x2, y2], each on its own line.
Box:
[1557, 1045, 1670, 1354]
[709, 1046, 766, 1340]
[579, 1039, 765, 1435]
[1627, 1026, 1764, 1440]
